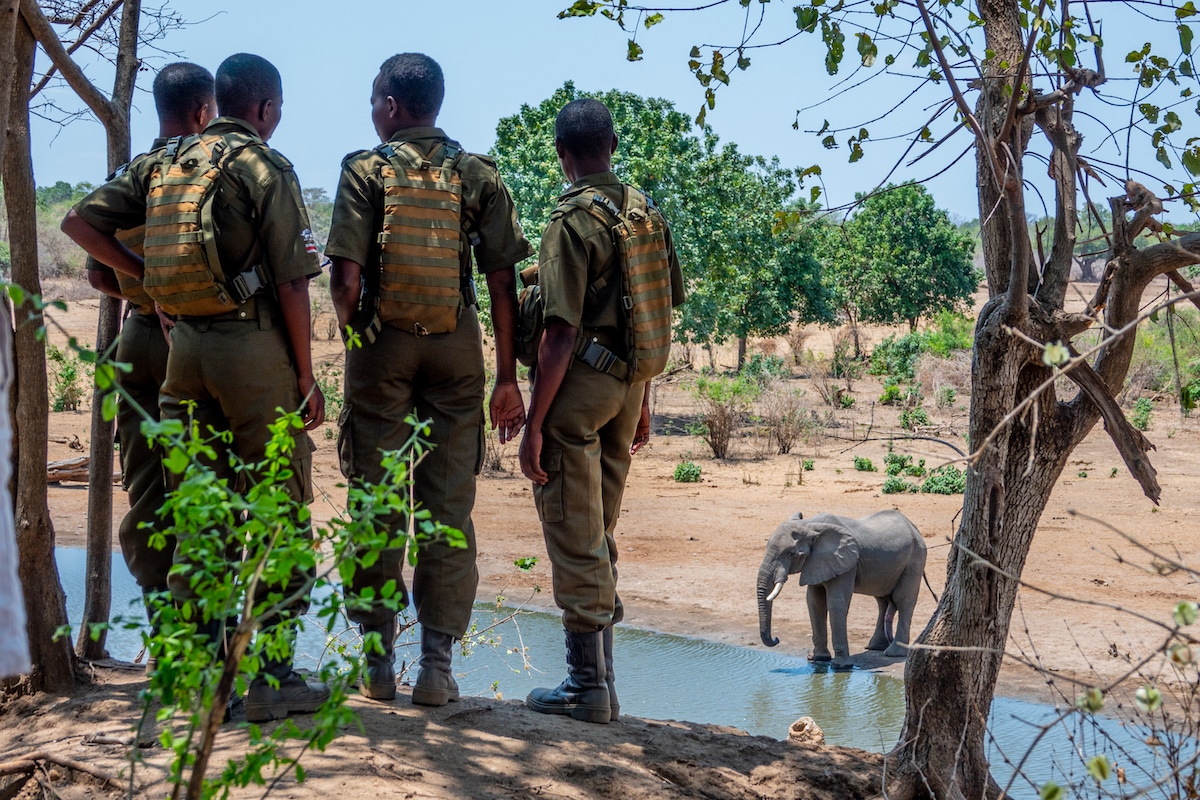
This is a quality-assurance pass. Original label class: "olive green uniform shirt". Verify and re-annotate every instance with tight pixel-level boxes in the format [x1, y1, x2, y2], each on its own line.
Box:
[325, 126, 532, 275]
[73, 116, 320, 290]
[538, 171, 686, 348]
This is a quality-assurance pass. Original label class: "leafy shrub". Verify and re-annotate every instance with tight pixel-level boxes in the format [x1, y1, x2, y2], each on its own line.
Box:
[742, 353, 789, 384]
[879, 384, 903, 405]
[831, 334, 864, 383]
[884, 450, 927, 478]
[854, 456, 877, 472]
[802, 459, 815, 471]
[692, 374, 760, 459]
[870, 333, 926, 383]
[924, 311, 974, 356]
[883, 475, 919, 494]
[674, 460, 702, 482]
[47, 342, 89, 412]
[1130, 397, 1153, 431]
[899, 406, 931, 430]
[936, 386, 957, 409]
[838, 392, 856, 409]
[921, 465, 967, 494]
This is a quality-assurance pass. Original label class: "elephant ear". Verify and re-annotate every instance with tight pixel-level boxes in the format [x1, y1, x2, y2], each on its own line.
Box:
[798, 523, 860, 586]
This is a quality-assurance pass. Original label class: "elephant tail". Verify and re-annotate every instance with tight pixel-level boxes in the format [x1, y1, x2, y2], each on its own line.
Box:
[922, 571, 939, 604]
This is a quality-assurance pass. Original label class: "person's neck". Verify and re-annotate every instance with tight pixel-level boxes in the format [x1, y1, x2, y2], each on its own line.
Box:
[158, 122, 195, 139]
[567, 159, 612, 184]
[386, 116, 438, 138]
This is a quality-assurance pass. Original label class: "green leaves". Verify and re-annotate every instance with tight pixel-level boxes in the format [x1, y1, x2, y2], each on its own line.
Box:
[626, 39, 644, 61]
[1086, 756, 1112, 782]
[1173, 600, 1198, 625]
[795, 6, 819, 32]
[1134, 684, 1163, 712]
[856, 32, 878, 67]
[1075, 687, 1105, 713]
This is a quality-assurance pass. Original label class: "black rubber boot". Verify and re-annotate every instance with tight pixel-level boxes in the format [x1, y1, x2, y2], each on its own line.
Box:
[526, 629, 610, 724]
[245, 634, 331, 723]
[412, 627, 460, 707]
[603, 625, 619, 722]
[359, 617, 398, 701]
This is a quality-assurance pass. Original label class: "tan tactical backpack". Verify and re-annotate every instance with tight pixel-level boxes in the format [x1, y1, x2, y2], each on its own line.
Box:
[374, 140, 466, 335]
[113, 226, 154, 312]
[142, 132, 263, 316]
[521, 187, 673, 384]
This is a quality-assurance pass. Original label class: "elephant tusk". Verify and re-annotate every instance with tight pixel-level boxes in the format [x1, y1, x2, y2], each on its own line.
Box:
[766, 582, 784, 602]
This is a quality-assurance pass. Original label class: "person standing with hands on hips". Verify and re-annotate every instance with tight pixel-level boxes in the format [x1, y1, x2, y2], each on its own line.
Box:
[520, 98, 686, 724]
[327, 53, 532, 705]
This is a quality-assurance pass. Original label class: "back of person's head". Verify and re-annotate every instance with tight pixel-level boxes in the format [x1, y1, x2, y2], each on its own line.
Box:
[215, 53, 282, 121]
[153, 62, 214, 124]
[376, 53, 444, 119]
[555, 99, 615, 159]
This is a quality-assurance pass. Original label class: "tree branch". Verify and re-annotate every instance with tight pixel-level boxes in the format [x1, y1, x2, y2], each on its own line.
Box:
[19, 0, 116, 125]
[29, 0, 122, 100]
[1063, 349, 1159, 503]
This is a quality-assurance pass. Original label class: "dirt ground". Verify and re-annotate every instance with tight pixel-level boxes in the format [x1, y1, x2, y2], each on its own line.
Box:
[3, 283, 1198, 799]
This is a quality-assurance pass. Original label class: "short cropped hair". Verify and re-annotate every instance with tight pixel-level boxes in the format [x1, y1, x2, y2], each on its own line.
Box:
[555, 99, 614, 159]
[215, 53, 282, 121]
[152, 62, 214, 124]
[376, 53, 444, 119]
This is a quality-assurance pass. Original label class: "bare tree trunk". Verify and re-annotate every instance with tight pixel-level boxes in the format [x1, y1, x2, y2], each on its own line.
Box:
[736, 336, 747, 372]
[77, 0, 140, 661]
[5, 13, 73, 693]
[0, 0, 18, 173]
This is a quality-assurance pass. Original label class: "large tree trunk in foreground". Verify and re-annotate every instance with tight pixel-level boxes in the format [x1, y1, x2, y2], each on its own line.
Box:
[885, 0, 1176, 795]
[4, 13, 73, 694]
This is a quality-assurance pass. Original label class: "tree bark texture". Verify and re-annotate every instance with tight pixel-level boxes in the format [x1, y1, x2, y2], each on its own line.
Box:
[887, 1, 1197, 794]
[4, 13, 74, 694]
[0, 0, 18, 174]
[76, 0, 140, 661]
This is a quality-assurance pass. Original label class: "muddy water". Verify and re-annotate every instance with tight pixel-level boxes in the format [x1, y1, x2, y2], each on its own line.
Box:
[59, 549, 1190, 798]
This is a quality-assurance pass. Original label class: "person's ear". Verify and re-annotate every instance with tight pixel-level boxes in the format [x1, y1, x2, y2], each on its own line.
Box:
[610, 133, 618, 155]
[386, 95, 399, 120]
[258, 97, 272, 124]
[195, 101, 214, 130]
[555, 139, 567, 160]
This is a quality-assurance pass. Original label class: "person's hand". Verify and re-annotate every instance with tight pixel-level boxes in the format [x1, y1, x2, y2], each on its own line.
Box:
[154, 303, 175, 344]
[489, 381, 526, 444]
[519, 426, 547, 484]
[298, 375, 326, 430]
[630, 403, 651, 455]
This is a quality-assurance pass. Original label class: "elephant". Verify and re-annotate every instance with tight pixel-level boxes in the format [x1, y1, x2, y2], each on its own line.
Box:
[757, 509, 926, 666]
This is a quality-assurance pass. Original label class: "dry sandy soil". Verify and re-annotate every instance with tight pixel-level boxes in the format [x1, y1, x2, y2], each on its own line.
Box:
[2, 283, 1198, 799]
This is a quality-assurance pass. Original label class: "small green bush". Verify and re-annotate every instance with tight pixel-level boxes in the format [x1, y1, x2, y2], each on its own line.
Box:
[741, 353, 789, 384]
[884, 449, 927, 478]
[802, 459, 815, 471]
[854, 456, 877, 472]
[921, 465, 967, 494]
[838, 393, 856, 409]
[47, 343, 89, 412]
[1130, 397, 1153, 431]
[692, 374, 760, 459]
[883, 475, 919, 494]
[899, 407, 931, 430]
[925, 312, 974, 356]
[879, 384, 903, 405]
[936, 386, 957, 409]
[673, 461, 702, 483]
[870, 333, 926, 383]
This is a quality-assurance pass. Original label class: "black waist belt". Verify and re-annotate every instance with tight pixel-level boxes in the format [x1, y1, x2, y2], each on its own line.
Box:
[574, 336, 628, 381]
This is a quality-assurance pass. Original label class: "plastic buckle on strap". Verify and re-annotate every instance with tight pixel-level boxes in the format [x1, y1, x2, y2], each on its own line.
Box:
[623, 295, 634, 310]
[580, 339, 617, 374]
[231, 265, 266, 303]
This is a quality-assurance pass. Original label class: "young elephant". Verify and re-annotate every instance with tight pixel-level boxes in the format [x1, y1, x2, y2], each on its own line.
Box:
[756, 510, 926, 666]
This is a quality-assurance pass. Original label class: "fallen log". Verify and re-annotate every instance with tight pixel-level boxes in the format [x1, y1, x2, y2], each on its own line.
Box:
[46, 456, 120, 484]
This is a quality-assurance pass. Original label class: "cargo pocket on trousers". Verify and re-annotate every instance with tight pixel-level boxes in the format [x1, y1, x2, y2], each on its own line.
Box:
[336, 404, 354, 479]
[474, 412, 486, 476]
[533, 448, 564, 524]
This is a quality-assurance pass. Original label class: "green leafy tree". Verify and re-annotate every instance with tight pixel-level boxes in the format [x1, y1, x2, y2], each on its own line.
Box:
[831, 184, 978, 333]
[491, 83, 832, 365]
[560, 1, 1200, 797]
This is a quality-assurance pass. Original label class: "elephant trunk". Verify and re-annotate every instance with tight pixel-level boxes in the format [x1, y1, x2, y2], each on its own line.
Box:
[757, 556, 786, 647]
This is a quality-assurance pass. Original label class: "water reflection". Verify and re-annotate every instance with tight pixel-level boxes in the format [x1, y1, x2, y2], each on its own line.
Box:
[56, 549, 1193, 798]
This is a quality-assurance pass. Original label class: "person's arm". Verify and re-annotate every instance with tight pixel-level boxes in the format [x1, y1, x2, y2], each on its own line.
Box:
[330, 257, 362, 327]
[486, 266, 525, 444]
[631, 381, 652, 455]
[87, 263, 124, 300]
[62, 210, 144, 280]
[276, 276, 325, 430]
[519, 317, 576, 484]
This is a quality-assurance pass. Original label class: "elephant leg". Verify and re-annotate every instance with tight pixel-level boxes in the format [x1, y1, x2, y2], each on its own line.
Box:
[806, 585, 831, 662]
[866, 596, 891, 651]
[884, 569, 921, 657]
[828, 580, 854, 667]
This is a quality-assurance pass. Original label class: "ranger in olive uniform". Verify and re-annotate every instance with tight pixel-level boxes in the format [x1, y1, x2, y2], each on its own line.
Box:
[327, 53, 532, 705]
[78, 62, 215, 635]
[520, 99, 685, 724]
[61, 54, 328, 723]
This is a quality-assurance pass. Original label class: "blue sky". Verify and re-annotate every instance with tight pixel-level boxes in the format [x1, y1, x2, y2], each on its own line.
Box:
[27, 1, 1193, 223]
